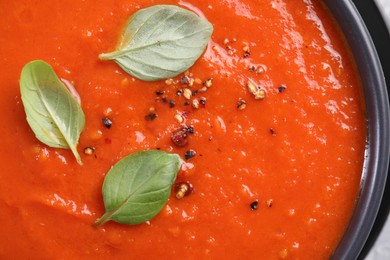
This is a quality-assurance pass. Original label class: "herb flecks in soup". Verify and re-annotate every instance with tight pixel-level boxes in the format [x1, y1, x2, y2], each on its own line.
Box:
[0, 0, 366, 259]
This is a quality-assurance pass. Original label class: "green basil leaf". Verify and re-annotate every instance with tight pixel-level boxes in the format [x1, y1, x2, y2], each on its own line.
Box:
[99, 5, 213, 81]
[20, 60, 85, 165]
[94, 150, 181, 227]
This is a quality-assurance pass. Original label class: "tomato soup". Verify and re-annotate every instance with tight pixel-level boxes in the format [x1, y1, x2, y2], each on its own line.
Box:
[0, 0, 366, 259]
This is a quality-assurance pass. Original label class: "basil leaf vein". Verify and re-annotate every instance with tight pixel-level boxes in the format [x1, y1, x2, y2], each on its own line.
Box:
[94, 150, 182, 227]
[99, 5, 213, 81]
[20, 60, 85, 165]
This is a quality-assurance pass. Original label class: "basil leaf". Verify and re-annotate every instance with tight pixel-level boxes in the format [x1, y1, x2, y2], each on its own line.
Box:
[99, 5, 213, 81]
[94, 150, 181, 227]
[20, 60, 85, 165]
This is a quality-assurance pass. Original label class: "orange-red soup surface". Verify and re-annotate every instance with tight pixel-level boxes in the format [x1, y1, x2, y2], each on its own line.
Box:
[0, 0, 366, 259]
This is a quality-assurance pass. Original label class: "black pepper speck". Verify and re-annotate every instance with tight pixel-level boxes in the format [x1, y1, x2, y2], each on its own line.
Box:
[102, 118, 112, 129]
[180, 76, 190, 85]
[168, 99, 175, 108]
[278, 85, 287, 93]
[184, 150, 196, 160]
[145, 113, 157, 121]
[187, 126, 194, 134]
[250, 201, 259, 210]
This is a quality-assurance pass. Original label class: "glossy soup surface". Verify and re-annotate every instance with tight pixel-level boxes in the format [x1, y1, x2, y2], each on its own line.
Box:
[0, 0, 366, 259]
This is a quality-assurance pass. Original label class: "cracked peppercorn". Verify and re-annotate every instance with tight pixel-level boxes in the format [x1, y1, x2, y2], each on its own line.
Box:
[250, 201, 259, 210]
[184, 150, 196, 160]
[83, 147, 95, 155]
[175, 181, 194, 199]
[168, 99, 175, 108]
[171, 127, 188, 147]
[102, 118, 112, 129]
[278, 85, 287, 93]
[145, 113, 157, 121]
[186, 126, 194, 134]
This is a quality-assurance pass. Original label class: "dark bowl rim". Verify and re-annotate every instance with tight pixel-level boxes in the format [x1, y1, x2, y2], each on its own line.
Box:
[323, 0, 390, 259]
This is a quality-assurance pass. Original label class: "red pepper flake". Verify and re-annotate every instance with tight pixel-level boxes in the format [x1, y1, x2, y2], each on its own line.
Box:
[270, 128, 276, 136]
[181, 111, 190, 119]
[171, 127, 188, 147]
[104, 138, 112, 144]
[155, 90, 165, 95]
[184, 149, 196, 160]
[102, 118, 112, 129]
[250, 201, 259, 210]
[145, 113, 157, 121]
[180, 75, 193, 86]
[176, 89, 183, 96]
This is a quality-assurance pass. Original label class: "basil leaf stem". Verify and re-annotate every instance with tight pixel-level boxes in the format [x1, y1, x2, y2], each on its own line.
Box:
[20, 60, 85, 165]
